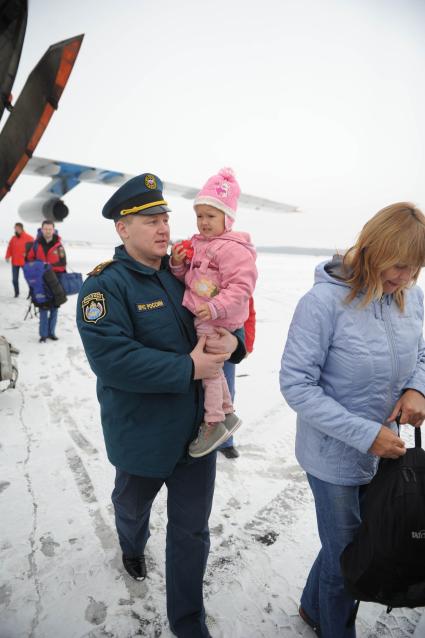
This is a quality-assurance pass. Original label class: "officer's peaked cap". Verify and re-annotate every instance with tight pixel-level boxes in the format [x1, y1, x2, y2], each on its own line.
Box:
[102, 173, 171, 220]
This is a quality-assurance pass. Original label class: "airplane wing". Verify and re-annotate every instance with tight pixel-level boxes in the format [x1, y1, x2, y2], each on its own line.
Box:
[163, 181, 299, 213]
[0, 0, 28, 121]
[0, 34, 84, 203]
[18, 156, 299, 223]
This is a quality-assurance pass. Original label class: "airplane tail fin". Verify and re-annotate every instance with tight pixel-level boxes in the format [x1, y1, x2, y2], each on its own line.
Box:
[0, 0, 28, 122]
[0, 33, 84, 202]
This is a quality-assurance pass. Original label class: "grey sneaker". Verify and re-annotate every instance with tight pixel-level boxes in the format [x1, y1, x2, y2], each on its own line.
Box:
[224, 412, 242, 435]
[189, 421, 230, 458]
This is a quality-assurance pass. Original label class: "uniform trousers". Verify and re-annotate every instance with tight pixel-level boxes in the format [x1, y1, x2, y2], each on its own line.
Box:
[112, 452, 216, 638]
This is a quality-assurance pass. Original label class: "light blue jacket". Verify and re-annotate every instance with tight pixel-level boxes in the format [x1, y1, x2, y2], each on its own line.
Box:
[280, 258, 425, 486]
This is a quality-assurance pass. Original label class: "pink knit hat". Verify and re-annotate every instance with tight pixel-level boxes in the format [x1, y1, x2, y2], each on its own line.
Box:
[193, 167, 240, 229]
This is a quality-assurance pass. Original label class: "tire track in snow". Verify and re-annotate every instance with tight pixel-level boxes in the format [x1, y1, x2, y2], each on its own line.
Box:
[18, 386, 43, 638]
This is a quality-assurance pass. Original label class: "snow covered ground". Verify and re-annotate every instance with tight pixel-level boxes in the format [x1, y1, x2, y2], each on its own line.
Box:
[0, 243, 424, 638]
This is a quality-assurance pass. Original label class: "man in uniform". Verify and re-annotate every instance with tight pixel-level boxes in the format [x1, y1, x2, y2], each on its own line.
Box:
[76, 173, 245, 638]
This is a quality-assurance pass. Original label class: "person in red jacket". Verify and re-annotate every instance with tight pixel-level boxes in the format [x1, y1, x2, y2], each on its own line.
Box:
[26, 220, 67, 342]
[219, 296, 256, 458]
[5, 222, 34, 297]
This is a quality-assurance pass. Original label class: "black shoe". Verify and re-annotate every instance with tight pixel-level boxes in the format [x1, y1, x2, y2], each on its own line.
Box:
[219, 445, 240, 459]
[39, 337, 47, 343]
[48, 335, 58, 341]
[14, 293, 19, 298]
[122, 554, 146, 581]
[299, 606, 321, 636]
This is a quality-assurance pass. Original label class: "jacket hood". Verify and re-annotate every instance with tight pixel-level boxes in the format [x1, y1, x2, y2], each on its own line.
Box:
[314, 254, 352, 289]
[36, 228, 62, 243]
[192, 231, 256, 258]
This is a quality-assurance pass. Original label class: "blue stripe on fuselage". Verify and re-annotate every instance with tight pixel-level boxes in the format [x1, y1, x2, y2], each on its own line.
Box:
[47, 162, 124, 196]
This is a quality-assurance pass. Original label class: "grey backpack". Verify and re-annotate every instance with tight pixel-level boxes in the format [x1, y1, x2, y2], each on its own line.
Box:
[0, 336, 19, 390]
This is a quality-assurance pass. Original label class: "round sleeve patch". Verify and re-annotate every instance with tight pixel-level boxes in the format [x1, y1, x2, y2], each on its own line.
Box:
[81, 292, 107, 324]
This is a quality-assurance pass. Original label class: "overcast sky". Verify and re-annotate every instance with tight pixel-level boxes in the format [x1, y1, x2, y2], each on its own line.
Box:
[1, 0, 425, 246]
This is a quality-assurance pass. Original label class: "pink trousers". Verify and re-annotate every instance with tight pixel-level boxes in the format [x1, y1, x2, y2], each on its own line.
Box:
[196, 322, 233, 423]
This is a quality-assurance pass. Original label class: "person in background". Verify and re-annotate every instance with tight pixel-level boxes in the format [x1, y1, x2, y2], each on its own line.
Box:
[5, 222, 33, 297]
[26, 220, 66, 342]
[76, 172, 246, 638]
[280, 202, 425, 637]
[219, 296, 256, 459]
[170, 168, 257, 458]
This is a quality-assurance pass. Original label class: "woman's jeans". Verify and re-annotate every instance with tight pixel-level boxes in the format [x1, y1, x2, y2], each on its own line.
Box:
[301, 473, 367, 638]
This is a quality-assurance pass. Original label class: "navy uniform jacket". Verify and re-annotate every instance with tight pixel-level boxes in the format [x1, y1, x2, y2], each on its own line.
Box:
[77, 245, 246, 477]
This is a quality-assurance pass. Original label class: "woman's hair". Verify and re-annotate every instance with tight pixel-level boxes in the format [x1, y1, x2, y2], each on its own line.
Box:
[343, 202, 425, 310]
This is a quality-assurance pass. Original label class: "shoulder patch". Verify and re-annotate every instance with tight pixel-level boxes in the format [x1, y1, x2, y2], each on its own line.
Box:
[81, 292, 107, 323]
[87, 260, 115, 276]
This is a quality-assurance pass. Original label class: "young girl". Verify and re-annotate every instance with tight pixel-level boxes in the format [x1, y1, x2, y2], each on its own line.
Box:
[170, 168, 257, 457]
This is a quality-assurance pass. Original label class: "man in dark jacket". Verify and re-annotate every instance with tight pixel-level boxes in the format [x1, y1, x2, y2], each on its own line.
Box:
[26, 220, 67, 342]
[76, 173, 245, 638]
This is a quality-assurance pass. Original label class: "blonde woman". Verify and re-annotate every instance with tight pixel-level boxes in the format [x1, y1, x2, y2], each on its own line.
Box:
[280, 203, 425, 637]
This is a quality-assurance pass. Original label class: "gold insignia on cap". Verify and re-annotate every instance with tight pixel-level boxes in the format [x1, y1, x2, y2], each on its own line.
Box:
[145, 174, 157, 190]
[81, 292, 107, 324]
[120, 200, 168, 216]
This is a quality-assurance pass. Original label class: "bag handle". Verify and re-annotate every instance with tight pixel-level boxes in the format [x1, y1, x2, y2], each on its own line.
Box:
[416, 425, 422, 448]
[395, 413, 422, 448]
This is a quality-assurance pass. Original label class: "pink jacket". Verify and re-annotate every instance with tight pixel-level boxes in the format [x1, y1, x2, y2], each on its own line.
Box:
[170, 231, 257, 331]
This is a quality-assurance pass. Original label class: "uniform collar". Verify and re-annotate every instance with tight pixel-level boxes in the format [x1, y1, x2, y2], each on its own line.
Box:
[113, 244, 169, 275]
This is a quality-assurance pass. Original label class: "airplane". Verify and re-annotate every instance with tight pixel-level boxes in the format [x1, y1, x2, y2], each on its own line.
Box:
[18, 156, 299, 223]
[0, 0, 298, 224]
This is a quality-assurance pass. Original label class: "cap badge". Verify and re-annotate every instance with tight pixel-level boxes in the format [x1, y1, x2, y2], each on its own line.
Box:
[145, 174, 157, 190]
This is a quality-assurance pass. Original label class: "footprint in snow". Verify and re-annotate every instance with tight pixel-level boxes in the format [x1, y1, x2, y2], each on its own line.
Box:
[84, 597, 107, 625]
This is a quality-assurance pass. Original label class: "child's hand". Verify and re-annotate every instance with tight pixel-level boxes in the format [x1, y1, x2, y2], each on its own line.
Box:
[180, 240, 194, 261]
[196, 304, 212, 321]
[171, 242, 187, 265]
